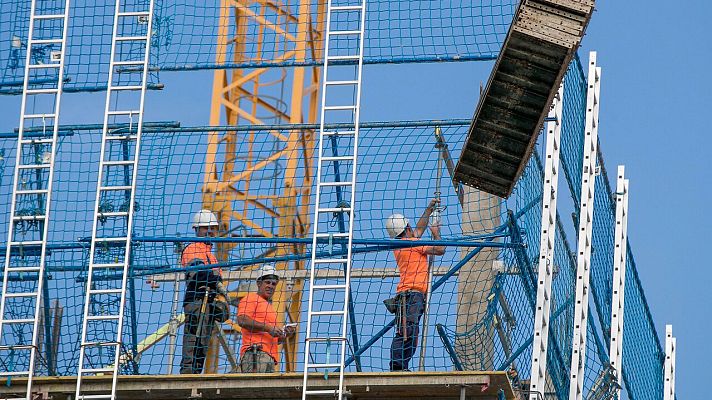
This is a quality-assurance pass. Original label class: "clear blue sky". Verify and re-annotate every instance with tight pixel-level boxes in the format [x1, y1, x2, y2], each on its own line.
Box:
[0, 0, 708, 397]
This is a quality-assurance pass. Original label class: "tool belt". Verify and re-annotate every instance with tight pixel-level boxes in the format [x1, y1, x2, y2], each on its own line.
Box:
[245, 344, 264, 372]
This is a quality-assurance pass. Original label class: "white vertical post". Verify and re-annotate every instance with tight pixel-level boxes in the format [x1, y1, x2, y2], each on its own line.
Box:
[528, 83, 563, 400]
[664, 325, 677, 400]
[608, 165, 629, 398]
[569, 51, 601, 400]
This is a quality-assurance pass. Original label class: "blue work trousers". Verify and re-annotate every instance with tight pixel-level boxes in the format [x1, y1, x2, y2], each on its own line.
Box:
[390, 291, 425, 371]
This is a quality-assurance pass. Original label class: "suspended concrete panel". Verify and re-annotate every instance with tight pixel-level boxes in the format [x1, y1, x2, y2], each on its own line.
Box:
[454, 0, 595, 198]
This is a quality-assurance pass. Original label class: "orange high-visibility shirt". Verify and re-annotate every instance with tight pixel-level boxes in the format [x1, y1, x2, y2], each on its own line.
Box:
[238, 293, 279, 363]
[181, 242, 221, 276]
[394, 238, 429, 294]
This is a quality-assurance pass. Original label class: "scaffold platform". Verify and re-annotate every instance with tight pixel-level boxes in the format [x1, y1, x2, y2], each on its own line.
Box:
[0, 371, 515, 400]
[454, 0, 595, 197]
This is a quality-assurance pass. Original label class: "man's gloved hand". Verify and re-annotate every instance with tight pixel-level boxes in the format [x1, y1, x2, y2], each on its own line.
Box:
[216, 282, 229, 296]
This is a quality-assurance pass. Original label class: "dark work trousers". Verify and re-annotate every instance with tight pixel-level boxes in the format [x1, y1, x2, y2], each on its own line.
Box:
[180, 299, 216, 374]
[390, 291, 425, 371]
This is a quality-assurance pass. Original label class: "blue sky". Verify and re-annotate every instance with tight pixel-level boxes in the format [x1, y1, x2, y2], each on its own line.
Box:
[0, 0, 708, 397]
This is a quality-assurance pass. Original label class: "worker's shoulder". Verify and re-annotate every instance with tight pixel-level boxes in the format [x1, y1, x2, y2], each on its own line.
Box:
[182, 241, 209, 253]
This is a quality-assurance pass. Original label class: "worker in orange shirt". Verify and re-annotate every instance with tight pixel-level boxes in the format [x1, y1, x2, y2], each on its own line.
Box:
[385, 199, 445, 371]
[179, 209, 230, 374]
[237, 264, 296, 373]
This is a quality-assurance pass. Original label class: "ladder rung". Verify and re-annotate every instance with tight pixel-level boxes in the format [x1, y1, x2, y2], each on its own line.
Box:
[312, 284, 347, 290]
[322, 130, 356, 136]
[332, 5, 364, 11]
[93, 237, 128, 244]
[113, 60, 145, 66]
[2, 318, 35, 324]
[306, 362, 342, 369]
[97, 211, 129, 218]
[78, 395, 115, 400]
[30, 38, 63, 45]
[323, 105, 357, 111]
[18, 163, 50, 170]
[25, 88, 58, 95]
[326, 55, 360, 61]
[9, 241, 43, 246]
[320, 181, 353, 187]
[99, 185, 132, 191]
[107, 110, 140, 116]
[5, 266, 41, 273]
[86, 315, 120, 321]
[328, 30, 362, 36]
[315, 233, 350, 238]
[106, 135, 138, 141]
[114, 36, 148, 42]
[306, 337, 347, 342]
[15, 190, 49, 196]
[110, 85, 144, 91]
[28, 63, 61, 69]
[81, 367, 115, 374]
[317, 207, 352, 213]
[304, 390, 340, 396]
[325, 80, 359, 86]
[20, 138, 54, 144]
[34, 14, 67, 20]
[82, 341, 119, 347]
[103, 160, 136, 166]
[3, 291, 39, 298]
[88, 289, 123, 297]
[313, 258, 348, 264]
[91, 263, 125, 269]
[310, 310, 346, 316]
[117, 11, 150, 17]
[23, 113, 56, 119]
[0, 371, 30, 377]
[321, 156, 354, 162]
[0, 344, 34, 350]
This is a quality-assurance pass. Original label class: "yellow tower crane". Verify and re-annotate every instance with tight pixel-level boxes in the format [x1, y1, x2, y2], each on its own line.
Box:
[201, 0, 326, 373]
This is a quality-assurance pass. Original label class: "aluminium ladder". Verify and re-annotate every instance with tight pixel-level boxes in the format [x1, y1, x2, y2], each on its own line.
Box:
[608, 165, 629, 399]
[75, 0, 155, 399]
[568, 51, 602, 400]
[302, 0, 366, 399]
[0, 1, 71, 399]
[528, 83, 564, 400]
[663, 325, 676, 400]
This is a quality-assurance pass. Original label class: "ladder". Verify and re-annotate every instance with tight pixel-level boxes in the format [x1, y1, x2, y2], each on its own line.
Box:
[608, 165, 628, 399]
[663, 325, 676, 400]
[0, 1, 71, 399]
[302, 0, 366, 398]
[75, 0, 154, 399]
[528, 83, 563, 400]
[568, 51, 601, 400]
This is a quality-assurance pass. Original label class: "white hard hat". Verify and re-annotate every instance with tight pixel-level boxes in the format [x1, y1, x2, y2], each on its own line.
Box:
[192, 209, 219, 229]
[257, 264, 280, 281]
[385, 213, 409, 238]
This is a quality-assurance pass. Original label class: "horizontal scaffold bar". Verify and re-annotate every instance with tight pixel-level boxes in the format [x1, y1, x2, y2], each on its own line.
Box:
[0, 119, 471, 137]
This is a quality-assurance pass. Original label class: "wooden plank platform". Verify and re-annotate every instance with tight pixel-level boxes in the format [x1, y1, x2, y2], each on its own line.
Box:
[0, 371, 515, 399]
[454, 0, 595, 198]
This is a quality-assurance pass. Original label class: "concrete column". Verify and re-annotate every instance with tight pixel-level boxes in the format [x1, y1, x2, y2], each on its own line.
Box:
[455, 186, 500, 370]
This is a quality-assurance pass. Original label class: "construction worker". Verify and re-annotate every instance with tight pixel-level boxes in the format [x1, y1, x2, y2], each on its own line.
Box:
[385, 199, 445, 371]
[236, 264, 296, 373]
[179, 209, 230, 374]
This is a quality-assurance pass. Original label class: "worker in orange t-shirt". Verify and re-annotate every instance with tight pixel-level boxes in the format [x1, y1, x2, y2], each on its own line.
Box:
[237, 264, 296, 373]
[385, 199, 445, 371]
[179, 209, 230, 374]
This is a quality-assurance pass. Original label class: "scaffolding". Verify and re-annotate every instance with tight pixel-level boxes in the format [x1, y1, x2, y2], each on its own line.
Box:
[0, 2, 671, 400]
